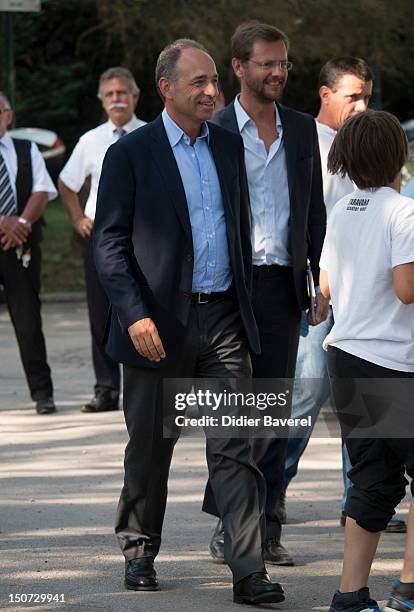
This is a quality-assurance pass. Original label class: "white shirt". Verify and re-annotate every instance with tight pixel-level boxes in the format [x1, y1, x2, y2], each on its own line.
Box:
[0, 132, 57, 201]
[234, 96, 291, 266]
[321, 187, 414, 372]
[59, 115, 146, 219]
[316, 121, 354, 218]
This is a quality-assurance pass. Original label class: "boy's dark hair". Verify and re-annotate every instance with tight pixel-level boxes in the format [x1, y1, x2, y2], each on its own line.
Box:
[328, 109, 408, 190]
[231, 21, 289, 60]
[319, 57, 373, 89]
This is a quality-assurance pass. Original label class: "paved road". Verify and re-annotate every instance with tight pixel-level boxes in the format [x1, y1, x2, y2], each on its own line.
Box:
[0, 303, 409, 611]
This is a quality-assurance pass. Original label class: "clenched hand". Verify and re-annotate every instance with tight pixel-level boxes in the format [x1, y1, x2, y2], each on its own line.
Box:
[128, 317, 166, 362]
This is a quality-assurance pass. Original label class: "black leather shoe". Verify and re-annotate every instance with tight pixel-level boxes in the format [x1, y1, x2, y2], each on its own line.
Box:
[35, 398, 56, 415]
[275, 489, 287, 524]
[209, 519, 225, 563]
[383, 517, 407, 533]
[263, 538, 294, 566]
[81, 391, 119, 413]
[233, 572, 285, 605]
[125, 557, 158, 591]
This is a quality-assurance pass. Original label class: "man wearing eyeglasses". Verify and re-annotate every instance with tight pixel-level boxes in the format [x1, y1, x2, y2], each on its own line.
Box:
[204, 21, 328, 566]
[0, 91, 57, 414]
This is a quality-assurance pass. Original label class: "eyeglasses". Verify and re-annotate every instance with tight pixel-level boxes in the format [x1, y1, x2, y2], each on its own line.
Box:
[0, 108, 11, 115]
[247, 59, 293, 72]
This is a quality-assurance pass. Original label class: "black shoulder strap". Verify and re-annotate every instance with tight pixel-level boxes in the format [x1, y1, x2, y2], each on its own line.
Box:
[11, 138, 32, 214]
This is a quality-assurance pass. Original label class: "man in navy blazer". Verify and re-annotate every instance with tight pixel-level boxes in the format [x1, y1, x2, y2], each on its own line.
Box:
[93, 39, 285, 605]
[204, 22, 329, 567]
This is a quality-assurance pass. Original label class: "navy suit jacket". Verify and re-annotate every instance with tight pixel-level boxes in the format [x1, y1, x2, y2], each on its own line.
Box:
[213, 101, 326, 310]
[93, 113, 260, 368]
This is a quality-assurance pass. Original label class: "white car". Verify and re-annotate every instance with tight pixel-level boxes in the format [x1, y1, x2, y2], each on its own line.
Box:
[8, 127, 66, 183]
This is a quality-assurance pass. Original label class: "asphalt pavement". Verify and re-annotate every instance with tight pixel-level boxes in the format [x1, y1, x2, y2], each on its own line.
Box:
[0, 302, 409, 611]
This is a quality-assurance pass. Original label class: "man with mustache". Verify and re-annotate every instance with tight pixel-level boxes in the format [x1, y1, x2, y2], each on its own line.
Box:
[205, 21, 328, 566]
[59, 67, 146, 413]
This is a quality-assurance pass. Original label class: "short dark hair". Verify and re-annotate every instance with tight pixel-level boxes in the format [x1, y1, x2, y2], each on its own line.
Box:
[328, 109, 408, 190]
[231, 21, 289, 61]
[155, 38, 208, 99]
[97, 67, 139, 99]
[319, 57, 373, 90]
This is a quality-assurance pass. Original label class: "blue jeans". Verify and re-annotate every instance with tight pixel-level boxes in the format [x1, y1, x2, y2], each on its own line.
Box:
[341, 442, 352, 512]
[283, 309, 334, 490]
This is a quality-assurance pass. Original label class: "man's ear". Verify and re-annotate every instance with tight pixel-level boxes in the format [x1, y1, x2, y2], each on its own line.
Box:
[158, 77, 173, 100]
[319, 85, 332, 106]
[6, 110, 13, 129]
[232, 57, 244, 80]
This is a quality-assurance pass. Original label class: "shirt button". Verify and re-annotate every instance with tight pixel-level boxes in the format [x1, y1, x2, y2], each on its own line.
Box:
[205, 206, 210, 211]
[186, 254, 193, 262]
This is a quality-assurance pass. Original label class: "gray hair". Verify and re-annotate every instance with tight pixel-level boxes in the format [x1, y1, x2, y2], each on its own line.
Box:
[97, 67, 140, 99]
[0, 91, 12, 109]
[155, 38, 208, 99]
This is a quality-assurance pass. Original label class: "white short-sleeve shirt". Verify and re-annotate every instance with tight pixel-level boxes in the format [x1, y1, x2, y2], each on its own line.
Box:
[316, 121, 354, 218]
[320, 187, 414, 371]
[0, 132, 57, 201]
[59, 115, 146, 220]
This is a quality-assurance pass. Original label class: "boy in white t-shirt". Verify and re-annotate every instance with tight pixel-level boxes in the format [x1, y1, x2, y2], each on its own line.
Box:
[321, 110, 414, 612]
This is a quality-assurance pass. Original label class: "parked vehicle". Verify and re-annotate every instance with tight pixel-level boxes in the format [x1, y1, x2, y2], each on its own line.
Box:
[8, 127, 66, 183]
[401, 118, 414, 143]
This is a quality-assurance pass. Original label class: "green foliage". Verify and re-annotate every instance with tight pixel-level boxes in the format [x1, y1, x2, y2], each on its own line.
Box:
[41, 198, 84, 293]
[2, 0, 412, 154]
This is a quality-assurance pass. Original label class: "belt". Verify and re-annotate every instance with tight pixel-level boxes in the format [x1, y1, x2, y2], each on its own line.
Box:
[191, 287, 235, 304]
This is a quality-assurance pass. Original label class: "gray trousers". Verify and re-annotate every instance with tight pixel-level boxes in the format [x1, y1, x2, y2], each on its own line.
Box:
[115, 294, 266, 583]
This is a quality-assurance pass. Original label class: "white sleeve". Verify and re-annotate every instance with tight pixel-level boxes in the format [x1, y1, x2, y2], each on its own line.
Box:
[319, 236, 330, 272]
[391, 200, 414, 268]
[30, 142, 58, 201]
[58, 137, 90, 193]
[319, 213, 336, 272]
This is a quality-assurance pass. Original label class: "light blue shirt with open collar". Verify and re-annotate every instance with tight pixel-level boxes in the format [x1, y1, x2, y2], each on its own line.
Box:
[162, 108, 232, 293]
[234, 95, 291, 266]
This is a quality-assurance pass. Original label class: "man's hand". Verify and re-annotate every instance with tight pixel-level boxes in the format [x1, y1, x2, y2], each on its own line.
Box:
[74, 215, 93, 238]
[308, 292, 330, 326]
[0, 215, 31, 251]
[128, 318, 166, 362]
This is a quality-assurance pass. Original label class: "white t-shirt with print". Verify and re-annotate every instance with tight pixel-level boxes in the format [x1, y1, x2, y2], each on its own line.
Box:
[321, 186, 414, 372]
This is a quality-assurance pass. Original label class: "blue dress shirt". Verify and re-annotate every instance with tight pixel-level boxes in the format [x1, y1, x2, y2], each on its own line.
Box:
[162, 109, 232, 292]
[234, 96, 291, 266]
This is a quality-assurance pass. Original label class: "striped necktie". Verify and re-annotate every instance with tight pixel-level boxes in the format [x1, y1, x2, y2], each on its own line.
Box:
[0, 147, 16, 216]
[113, 127, 127, 139]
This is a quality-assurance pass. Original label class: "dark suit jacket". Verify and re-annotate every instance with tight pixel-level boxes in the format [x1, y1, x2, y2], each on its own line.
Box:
[213, 101, 326, 310]
[93, 113, 260, 368]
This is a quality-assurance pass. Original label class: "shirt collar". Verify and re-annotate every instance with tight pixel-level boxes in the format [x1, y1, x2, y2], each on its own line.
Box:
[315, 119, 337, 137]
[107, 115, 142, 137]
[162, 108, 209, 147]
[234, 95, 282, 132]
[0, 131, 14, 151]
